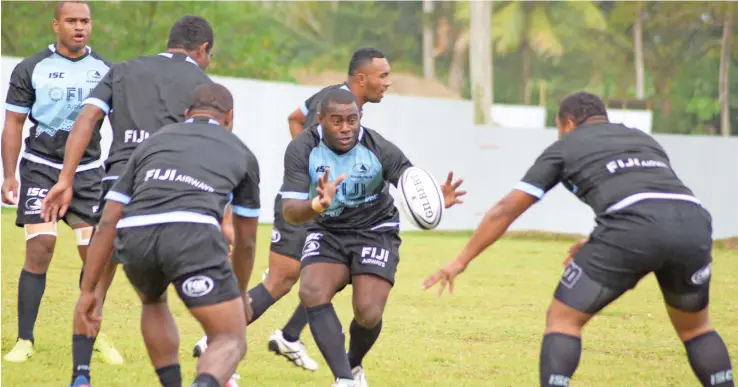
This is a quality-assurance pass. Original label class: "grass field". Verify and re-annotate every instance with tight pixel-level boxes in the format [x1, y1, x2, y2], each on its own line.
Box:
[2, 207, 737, 387]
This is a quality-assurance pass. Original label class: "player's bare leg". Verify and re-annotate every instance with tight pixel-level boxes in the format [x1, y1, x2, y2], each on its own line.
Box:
[665, 303, 734, 386]
[253, 251, 301, 322]
[137, 292, 184, 387]
[299, 262, 353, 385]
[188, 296, 247, 387]
[347, 274, 392, 387]
[5, 224, 56, 363]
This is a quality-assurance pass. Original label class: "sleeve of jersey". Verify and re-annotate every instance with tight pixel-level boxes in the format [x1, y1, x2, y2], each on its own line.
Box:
[280, 140, 311, 200]
[5, 61, 35, 114]
[82, 66, 114, 115]
[515, 141, 565, 200]
[299, 94, 315, 116]
[105, 154, 136, 205]
[379, 135, 413, 186]
[231, 152, 261, 218]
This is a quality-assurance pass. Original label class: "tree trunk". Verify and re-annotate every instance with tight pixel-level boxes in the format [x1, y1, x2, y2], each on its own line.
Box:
[422, 0, 435, 80]
[469, 0, 493, 124]
[633, 1, 645, 100]
[719, 5, 733, 136]
[448, 29, 470, 94]
[521, 41, 531, 105]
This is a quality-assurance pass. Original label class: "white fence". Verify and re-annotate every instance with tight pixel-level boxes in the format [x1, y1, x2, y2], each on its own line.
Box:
[2, 56, 735, 238]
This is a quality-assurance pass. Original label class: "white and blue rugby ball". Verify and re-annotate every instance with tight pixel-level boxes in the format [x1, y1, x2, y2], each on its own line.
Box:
[397, 167, 444, 230]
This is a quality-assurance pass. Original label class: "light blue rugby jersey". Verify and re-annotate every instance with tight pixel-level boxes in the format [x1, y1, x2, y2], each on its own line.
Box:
[280, 125, 412, 230]
[5, 44, 111, 166]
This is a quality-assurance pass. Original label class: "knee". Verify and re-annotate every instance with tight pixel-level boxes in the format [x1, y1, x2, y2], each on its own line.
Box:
[298, 280, 331, 308]
[354, 301, 384, 328]
[25, 235, 56, 272]
[264, 271, 299, 300]
[544, 300, 587, 336]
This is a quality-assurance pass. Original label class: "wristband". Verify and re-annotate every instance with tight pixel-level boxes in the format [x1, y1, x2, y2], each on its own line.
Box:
[311, 197, 325, 213]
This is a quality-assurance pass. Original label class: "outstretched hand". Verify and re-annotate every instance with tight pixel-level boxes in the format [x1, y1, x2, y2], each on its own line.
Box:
[422, 259, 468, 297]
[440, 171, 466, 209]
[315, 168, 346, 209]
[41, 180, 74, 223]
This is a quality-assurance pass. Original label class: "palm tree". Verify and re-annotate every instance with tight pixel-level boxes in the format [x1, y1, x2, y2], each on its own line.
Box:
[491, 1, 606, 104]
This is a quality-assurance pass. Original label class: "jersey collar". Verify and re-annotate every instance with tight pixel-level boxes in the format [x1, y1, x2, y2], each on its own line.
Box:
[158, 52, 199, 66]
[48, 44, 91, 62]
[185, 118, 220, 125]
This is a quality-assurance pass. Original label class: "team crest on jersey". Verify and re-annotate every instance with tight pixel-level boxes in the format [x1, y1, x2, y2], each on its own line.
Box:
[86, 69, 102, 83]
[48, 87, 64, 102]
[271, 228, 281, 243]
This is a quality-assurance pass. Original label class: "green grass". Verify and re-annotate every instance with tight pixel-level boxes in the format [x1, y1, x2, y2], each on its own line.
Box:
[2, 206, 737, 387]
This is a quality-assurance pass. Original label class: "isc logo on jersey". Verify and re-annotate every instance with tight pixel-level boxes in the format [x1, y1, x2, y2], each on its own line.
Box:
[397, 167, 443, 230]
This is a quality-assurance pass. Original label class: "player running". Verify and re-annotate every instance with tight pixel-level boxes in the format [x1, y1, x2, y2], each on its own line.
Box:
[76, 83, 260, 387]
[1, 0, 122, 365]
[39, 15, 220, 387]
[192, 46, 393, 371]
[423, 92, 734, 387]
[282, 88, 465, 387]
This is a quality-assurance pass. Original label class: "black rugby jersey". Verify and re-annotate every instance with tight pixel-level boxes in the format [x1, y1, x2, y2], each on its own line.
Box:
[83, 52, 212, 177]
[516, 122, 697, 217]
[106, 118, 260, 229]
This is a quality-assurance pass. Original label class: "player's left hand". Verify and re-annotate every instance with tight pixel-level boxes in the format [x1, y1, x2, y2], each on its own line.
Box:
[440, 171, 466, 209]
[422, 258, 468, 296]
[75, 291, 103, 338]
[41, 181, 74, 223]
[563, 238, 587, 267]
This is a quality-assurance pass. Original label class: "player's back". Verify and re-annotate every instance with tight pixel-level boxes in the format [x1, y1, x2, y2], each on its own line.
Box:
[555, 122, 695, 217]
[102, 53, 212, 174]
[116, 118, 257, 226]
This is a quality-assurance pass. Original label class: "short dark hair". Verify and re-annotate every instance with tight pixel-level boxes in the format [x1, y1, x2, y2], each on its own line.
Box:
[320, 89, 359, 116]
[167, 16, 214, 52]
[55, 1, 88, 19]
[557, 91, 608, 125]
[188, 83, 233, 114]
[348, 47, 386, 76]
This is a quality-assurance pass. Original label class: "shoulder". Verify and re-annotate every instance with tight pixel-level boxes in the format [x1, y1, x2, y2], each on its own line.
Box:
[11, 47, 54, 76]
[88, 49, 113, 68]
[307, 83, 345, 102]
[286, 125, 320, 157]
[360, 126, 400, 154]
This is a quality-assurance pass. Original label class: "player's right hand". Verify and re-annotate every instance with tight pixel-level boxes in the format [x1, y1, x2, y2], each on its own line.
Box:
[316, 168, 345, 209]
[75, 291, 103, 338]
[40, 180, 73, 223]
[1, 176, 19, 205]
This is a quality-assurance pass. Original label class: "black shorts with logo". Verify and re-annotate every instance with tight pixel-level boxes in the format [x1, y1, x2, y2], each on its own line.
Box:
[16, 158, 103, 227]
[270, 194, 308, 260]
[115, 222, 241, 308]
[300, 224, 402, 285]
[91, 177, 117, 225]
[555, 200, 713, 313]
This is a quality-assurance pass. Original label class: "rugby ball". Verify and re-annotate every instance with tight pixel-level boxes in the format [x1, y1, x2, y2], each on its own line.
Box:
[397, 167, 444, 230]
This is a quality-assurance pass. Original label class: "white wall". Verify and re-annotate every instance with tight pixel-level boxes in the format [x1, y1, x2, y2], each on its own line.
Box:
[2, 56, 736, 238]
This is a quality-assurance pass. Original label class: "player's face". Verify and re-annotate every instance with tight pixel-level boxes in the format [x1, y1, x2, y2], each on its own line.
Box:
[53, 3, 92, 53]
[362, 58, 392, 104]
[319, 102, 361, 152]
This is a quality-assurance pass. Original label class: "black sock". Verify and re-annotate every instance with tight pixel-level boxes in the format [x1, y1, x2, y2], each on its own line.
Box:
[348, 319, 382, 368]
[306, 303, 353, 380]
[685, 331, 734, 386]
[156, 364, 182, 387]
[282, 305, 309, 342]
[71, 334, 96, 383]
[18, 270, 46, 343]
[246, 283, 275, 323]
[539, 333, 581, 387]
[191, 373, 219, 387]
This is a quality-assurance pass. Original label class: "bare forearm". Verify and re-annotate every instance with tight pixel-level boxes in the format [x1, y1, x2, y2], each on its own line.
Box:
[1, 127, 22, 179]
[288, 119, 304, 139]
[60, 121, 95, 182]
[456, 201, 518, 266]
[283, 199, 321, 225]
[231, 242, 256, 293]
[80, 221, 117, 292]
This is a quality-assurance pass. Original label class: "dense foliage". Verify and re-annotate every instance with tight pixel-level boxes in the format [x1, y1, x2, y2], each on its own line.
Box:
[2, 1, 736, 135]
